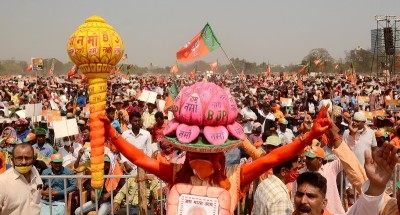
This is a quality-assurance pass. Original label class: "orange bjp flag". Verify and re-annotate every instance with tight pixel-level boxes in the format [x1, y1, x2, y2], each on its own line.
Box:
[27, 64, 33, 72]
[210, 60, 218, 72]
[164, 94, 174, 114]
[170, 64, 179, 74]
[265, 64, 271, 76]
[176, 23, 220, 62]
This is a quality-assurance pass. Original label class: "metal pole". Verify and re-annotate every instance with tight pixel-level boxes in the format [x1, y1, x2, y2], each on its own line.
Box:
[340, 171, 344, 207]
[79, 178, 83, 215]
[95, 189, 99, 213]
[110, 178, 114, 215]
[126, 179, 130, 215]
[49, 178, 52, 215]
[64, 178, 68, 215]
[160, 180, 164, 215]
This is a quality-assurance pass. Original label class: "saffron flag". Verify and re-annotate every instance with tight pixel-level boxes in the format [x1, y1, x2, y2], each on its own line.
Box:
[67, 65, 77, 77]
[298, 65, 307, 75]
[190, 67, 196, 79]
[334, 64, 339, 70]
[176, 23, 221, 62]
[210, 60, 218, 72]
[49, 60, 55, 76]
[265, 64, 271, 76]
[314, 58, 321, 66]
[27, 64, 33, 72]
[297, 78, 304, 89]
[170, 64, 179, 74]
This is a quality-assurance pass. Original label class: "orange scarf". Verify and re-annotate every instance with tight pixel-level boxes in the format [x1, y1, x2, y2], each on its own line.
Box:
[0, 152, 6, 174]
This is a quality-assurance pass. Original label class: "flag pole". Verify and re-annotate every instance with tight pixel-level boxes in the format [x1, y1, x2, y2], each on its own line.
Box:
[219, 45, 253, 95]
[219, 45, 241, 75]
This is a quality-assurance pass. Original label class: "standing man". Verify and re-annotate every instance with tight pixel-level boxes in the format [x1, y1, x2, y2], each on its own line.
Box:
[142, 103, 157, 130]
[342, 111, 377, 165]
[240, 97, 257, 135]
[252, 156, 299, 214]
[121, 112, 152, 176]
[0, 143, 43, 215]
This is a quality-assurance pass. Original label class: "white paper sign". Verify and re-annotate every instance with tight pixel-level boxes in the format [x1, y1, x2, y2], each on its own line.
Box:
[53, 119, 79, 138]
[16, 110, 26, 119]
[18, 81, 24, 89]
[177, 194, 219, 215]
[138, 90, 158, 104]
[25, 103, 42, 118]
[50, 100, 59, 110]
[157, 100, 166, 111]
[3, 106, 9, 117]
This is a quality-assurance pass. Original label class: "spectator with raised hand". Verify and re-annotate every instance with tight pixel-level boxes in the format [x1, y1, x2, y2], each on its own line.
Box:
[293, 141, 398, 215]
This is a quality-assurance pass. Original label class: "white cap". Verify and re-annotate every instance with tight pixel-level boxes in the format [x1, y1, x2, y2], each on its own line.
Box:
[353, 112, 366, 122]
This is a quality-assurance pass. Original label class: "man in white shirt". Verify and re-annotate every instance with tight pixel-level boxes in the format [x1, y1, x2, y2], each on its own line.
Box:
[121, 112, 152, 176]
[0, 143, 43, 215]
[240, 97, 257, 134]
[342, 111, 377, 166]
[57, 136, 82, 167]
[276, 118, 295, 145]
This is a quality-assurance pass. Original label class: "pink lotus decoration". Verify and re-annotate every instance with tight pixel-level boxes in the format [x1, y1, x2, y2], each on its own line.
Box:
[164, 82, 244, 146]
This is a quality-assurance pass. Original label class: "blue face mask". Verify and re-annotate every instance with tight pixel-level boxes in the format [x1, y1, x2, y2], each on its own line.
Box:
[7, 146, 13, 153]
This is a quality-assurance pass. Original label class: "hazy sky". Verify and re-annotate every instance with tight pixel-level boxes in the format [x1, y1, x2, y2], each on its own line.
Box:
[1, 0, 399, 67]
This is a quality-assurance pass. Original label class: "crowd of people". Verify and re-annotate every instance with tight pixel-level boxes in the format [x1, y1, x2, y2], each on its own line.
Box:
[0, 71, 399, 215]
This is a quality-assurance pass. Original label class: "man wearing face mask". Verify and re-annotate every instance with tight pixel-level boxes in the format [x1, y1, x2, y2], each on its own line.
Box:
[252, 156, 299, 215]
[342, 111, 377, 166]
[0, 143, 43, 215]
[57, 136, 83, 167]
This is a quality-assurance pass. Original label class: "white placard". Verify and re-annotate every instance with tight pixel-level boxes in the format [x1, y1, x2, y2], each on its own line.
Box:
[16, 110, 26, 119]
[138, 90, 158, 104]
[18, 81, 24, 89]
[177, 194, 219, 215]
[3, 106, 9, 117]
[50, 100, 59, 110]
[25, 103, 42, 118]
[53, 118, 79, 138]
[168, 111, 174, 121]
[157, 100, 166, 111]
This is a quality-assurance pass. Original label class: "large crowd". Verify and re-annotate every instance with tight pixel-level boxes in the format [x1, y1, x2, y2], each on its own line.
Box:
[0, 71, 399, 215]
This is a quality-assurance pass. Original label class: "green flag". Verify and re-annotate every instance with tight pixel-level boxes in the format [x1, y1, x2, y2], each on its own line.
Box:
[169, 82, 179, 100]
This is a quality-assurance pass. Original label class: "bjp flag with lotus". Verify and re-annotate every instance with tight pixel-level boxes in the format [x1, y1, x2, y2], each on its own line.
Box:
[176, 23, 220, 62]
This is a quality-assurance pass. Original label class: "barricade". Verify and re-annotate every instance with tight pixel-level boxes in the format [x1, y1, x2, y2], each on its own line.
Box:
[40, 174, 165, 215]
[40, 163, 400, 214]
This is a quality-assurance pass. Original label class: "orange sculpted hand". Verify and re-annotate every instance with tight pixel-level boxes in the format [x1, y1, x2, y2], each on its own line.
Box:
[308, 104, 332, 140]
[98, 114, 115, 138]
